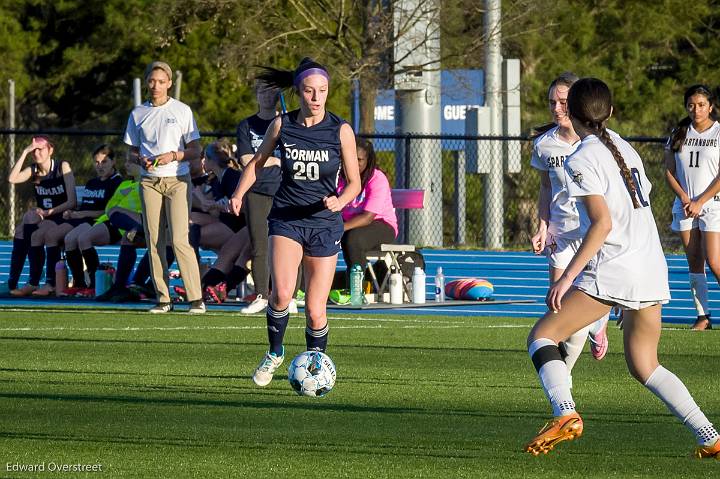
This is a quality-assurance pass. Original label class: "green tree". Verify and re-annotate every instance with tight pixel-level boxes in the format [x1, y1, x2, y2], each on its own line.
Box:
[0, 0, 40, 126]
[503, 0, 720, 136]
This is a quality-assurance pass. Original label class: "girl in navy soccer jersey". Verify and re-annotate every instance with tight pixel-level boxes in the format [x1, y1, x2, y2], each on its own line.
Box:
[6, 136, 77, 296]
[31, 144, 123, 296]
[664, 85, 720, 330]
[230, 58, 361, 387]
[524, 78, 719, 458]
[236, 81, 284, 314]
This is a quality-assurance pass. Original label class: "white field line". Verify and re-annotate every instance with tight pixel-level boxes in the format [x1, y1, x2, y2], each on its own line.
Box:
[0, 323, 701, 332]
[0, 323, 531, 332]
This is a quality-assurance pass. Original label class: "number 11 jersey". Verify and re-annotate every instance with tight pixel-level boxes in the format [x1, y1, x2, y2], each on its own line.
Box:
[670, 121, 720, 214]
[270, 109, 345, 228]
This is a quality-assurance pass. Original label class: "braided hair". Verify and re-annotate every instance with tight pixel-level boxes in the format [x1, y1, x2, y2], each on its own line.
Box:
[567, 78, 640, 208]
[669, 84, 717, 152]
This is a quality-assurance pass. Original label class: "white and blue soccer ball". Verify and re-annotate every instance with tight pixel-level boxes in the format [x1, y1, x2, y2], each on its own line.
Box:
[288, 351, 336, 397]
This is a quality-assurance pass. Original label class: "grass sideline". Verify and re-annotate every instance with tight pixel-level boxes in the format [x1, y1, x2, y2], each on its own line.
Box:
[0, 310, 718, 478]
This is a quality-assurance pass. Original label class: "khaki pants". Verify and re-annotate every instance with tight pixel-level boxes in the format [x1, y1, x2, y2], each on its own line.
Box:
[140, 175, 201, 303]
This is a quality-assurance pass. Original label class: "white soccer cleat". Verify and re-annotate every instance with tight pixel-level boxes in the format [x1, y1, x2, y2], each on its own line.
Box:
[241, 294, 268, 314]
[252, 350, 284, 387]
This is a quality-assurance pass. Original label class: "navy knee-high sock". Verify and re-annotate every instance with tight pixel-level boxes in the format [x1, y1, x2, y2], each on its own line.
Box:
[8, 237, 30, 289]
[226, 266, 249, 291]
[132, 247, 174, 286]
[165, 246, 176, 269]
[305, 324, 329, 352]
[114, 245, 137, 287]
[131, 253, 151, 286]
[45, 246, 61, 287]
[267, 305, 290, 356]
[23, 224, 39, 243]
[65, 249, 86, 288]
[81, 248, 99, 288]
[28, 246, 45, 286]
[189, 224, 202, 258]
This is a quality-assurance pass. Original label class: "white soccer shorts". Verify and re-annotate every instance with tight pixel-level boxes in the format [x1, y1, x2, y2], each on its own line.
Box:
[544, 233, 581, 270]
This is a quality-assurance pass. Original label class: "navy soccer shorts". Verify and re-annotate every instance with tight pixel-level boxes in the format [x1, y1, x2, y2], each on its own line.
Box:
[268, 219, 344, 257]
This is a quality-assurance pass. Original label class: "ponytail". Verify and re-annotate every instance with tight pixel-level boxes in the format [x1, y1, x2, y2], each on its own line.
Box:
[256, 67, 295, 90]
[257, 57, 329, 91]
[596, 127, 640, 209]
[669, 117, 692, 152]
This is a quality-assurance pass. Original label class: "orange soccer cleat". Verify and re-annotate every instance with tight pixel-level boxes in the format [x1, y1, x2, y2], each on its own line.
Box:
[525, 412, 583, 456]
[694, 438, 720, 459]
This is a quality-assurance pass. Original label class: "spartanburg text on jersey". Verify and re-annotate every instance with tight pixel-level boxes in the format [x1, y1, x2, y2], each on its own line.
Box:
[564, 134, 671, 303]
[530, 125, 581, 239]
[269, 110, 346, 228]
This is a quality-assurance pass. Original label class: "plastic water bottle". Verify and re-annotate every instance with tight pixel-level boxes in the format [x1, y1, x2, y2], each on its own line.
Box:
[95, 265, 113, 297]
[412, 266, 426, 304]
[55, 259, 68, 294]
[389, 265, 403, 305]
[434, 267, 446, 302]
[236, 280, 247, 302]
[350, 263, 364, 306]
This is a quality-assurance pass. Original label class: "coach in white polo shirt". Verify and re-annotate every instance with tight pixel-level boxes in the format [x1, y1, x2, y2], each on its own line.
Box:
[123, 61, 205, 314]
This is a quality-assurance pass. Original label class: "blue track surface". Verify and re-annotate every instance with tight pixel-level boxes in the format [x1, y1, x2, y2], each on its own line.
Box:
[0, 242, 710, 325]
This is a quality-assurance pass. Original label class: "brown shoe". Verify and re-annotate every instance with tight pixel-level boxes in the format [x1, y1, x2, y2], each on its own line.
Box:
[691, 315, 712, 331]
[10, 284, 37, 297]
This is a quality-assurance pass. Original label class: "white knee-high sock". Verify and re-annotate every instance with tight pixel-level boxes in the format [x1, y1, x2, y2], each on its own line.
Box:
[689, 273, 710, 317]
[644, 365, 719, 445]
[529, 338, 576, 417]
[563, 325, 591, 373]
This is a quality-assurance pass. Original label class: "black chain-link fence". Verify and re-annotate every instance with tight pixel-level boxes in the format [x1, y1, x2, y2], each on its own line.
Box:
[0, 130, 675, 251]
[361, 134, 675, 251]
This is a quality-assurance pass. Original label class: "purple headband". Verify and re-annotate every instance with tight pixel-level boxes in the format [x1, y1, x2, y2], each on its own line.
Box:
[294, 68, 330, 87]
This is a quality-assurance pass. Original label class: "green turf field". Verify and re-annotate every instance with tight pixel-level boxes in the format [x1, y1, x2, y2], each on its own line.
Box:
[0, 309, 717, 478]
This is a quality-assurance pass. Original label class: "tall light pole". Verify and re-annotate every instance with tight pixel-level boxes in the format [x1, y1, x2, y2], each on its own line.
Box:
[484, 0, 503, 248]
[393, 0, 442, 247]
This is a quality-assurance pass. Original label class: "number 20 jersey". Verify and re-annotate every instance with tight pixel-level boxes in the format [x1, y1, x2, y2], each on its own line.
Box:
[270, 109, 345, 227]
[669, 121, 720, 214]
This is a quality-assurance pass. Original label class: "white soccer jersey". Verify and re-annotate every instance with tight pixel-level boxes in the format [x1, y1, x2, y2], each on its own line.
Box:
[530, 126, 581, 238]
[123, 98, 201, 178]
[564, 134, 670, 303]
[668, 121, 720, 213]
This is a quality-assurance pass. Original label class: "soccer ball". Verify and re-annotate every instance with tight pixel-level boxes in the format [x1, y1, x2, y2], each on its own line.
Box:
[288, 351, 336, 397]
